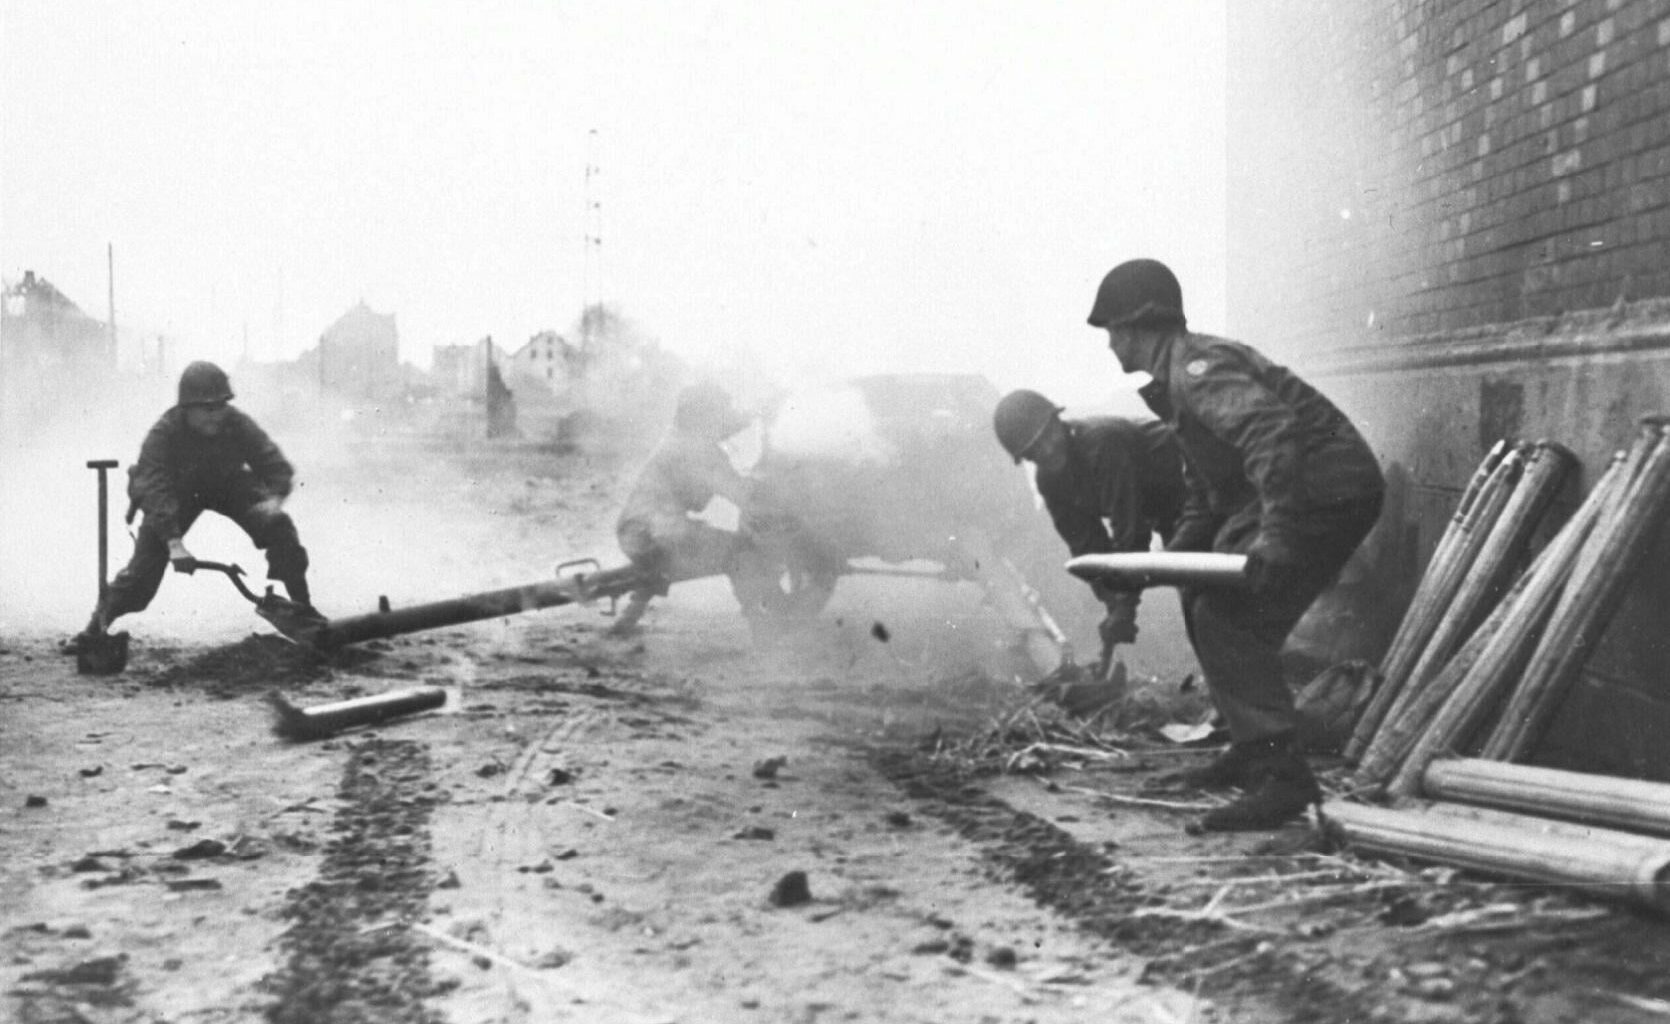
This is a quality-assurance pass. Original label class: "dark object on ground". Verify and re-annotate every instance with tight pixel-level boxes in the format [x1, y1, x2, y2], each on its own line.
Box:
[75, 629, 130, 675]
[870, 622, 891, 642]
[733, 826, 776, 841]
[752, 756, 787, 780]
[25, 795, 48, 808]
[769, 870, 812, 907]
[266, 686, 447, 741]
[986, 946, 1018, 969]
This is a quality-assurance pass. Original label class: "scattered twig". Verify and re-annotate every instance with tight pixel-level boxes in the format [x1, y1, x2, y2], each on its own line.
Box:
[1216, 879, 1409, 917]
[1050, 781, 1221, 812]
[1603, 991, 1670, 1017]
[1127, 905, 1279, 933]
[410, 921, 536, 972]
[560, 801, 615, 821]
[1164, 868, 1371, 889]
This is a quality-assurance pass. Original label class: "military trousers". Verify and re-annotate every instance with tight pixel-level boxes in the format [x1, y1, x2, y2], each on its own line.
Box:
[1185, 492, 1384, 744]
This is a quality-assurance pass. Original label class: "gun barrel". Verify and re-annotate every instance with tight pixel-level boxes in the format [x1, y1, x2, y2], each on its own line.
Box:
[311, 564, 647, 650]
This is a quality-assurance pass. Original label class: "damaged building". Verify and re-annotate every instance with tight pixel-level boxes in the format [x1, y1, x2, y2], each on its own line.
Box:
[0, 271, 116, 435]
[314, 300, 403, 409]
[1229, 1, 1670, 777]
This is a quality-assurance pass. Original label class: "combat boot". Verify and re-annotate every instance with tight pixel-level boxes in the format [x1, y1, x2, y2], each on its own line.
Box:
[1197, 742, 1321, 832]
[1180, 742, 1259, 790]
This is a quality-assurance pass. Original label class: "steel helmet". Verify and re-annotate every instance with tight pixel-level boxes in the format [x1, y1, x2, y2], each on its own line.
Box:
[1086, 259, 1187, 329]
[992, 389, 1062, 464]
[674, 382, 749, 437]
[177, 361, 234, 406]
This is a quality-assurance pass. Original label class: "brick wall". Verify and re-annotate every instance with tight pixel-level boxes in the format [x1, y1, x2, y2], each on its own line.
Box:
[1228, 0, 1670, 777]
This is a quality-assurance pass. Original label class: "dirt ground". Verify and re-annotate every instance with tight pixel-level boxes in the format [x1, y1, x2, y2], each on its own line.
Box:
[5, 437, 1670, 1024]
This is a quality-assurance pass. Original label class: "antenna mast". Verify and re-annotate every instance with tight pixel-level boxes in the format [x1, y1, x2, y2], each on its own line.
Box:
[581, 128, 603, 350]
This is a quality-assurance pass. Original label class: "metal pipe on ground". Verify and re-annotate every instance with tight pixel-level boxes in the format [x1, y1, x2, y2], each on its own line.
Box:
[1363, 451, 1625, 796]
[267, 686, 448, 740]
[1346, 443, 1521, 761]
[1481, 421, 1670, 761]
[1320, 799, 1670, 912]
[1065, 552, 1249, 591]
[1424, 758, 1670, 839]
[305, 563, 648, 651]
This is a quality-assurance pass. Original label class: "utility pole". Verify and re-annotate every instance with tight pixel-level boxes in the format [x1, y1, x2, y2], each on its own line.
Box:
[581, 127, 603, 351]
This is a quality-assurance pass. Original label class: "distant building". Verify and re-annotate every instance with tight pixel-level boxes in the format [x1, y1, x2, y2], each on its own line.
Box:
[506, 330, 579, 392]
[1, 270, 114, 431]
[431, 336, 514, 397]
[316, 301, 400, 404]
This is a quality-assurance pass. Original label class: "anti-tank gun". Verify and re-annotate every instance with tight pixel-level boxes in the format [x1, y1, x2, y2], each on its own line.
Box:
[737, 373, 1096, 677]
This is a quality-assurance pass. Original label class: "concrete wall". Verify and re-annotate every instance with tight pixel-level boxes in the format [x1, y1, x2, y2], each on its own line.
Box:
[1228, 0, 1670, 777]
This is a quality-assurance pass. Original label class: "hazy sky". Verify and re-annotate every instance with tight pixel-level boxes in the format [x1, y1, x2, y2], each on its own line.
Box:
[2, 1, 1226, 406]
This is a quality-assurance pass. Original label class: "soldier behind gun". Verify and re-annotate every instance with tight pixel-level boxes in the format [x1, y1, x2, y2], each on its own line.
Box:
[609, 383, 776, 636]
[992, 389, 1185, 660]
[69, 361, 315, 649]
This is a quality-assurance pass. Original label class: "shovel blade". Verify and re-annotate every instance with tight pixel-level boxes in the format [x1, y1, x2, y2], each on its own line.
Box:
[75, 631, 130, 675]
[256, 597, 328, 648]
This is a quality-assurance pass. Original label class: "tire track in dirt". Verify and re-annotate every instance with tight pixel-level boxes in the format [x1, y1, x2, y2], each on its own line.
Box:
[872, 747, 1397, 1024]
[263, 738, 448, 1024]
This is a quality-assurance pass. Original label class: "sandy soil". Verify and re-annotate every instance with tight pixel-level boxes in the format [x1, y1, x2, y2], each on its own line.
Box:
[5, 438, 1670, 1024]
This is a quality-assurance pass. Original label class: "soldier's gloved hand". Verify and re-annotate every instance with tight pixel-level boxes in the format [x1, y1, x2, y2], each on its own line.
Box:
[167, 538, 198, 575]
[1245, 533, 1299, 594]
[1098, 603, 1138, 646]
[251, 496, 285, 522]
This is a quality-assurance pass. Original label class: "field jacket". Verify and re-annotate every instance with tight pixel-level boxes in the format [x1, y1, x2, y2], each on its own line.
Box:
[1033, 416, 1184, 557]
[127, 406, 295, 541]
[1135, 332, 1383, 554]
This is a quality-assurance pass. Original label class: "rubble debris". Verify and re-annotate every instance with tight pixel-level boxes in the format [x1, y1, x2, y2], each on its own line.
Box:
[22, 954, 126, 986]
[769, 870, 812, 907]
[751, 756, 787, 780]
[545, 767, 575, 785]
[267, 686, 447, 741]
[985, 945, 1018, 969]
[148, 634, 332, 696]
[172, 839, 228, 859]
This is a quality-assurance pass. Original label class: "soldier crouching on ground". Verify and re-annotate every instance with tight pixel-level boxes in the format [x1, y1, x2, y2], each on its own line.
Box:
[609, 382, 777, 637]
[992, 388, 1186, 659]
[1088, 258, 1385, 831]
[68, 361, 314, 649]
